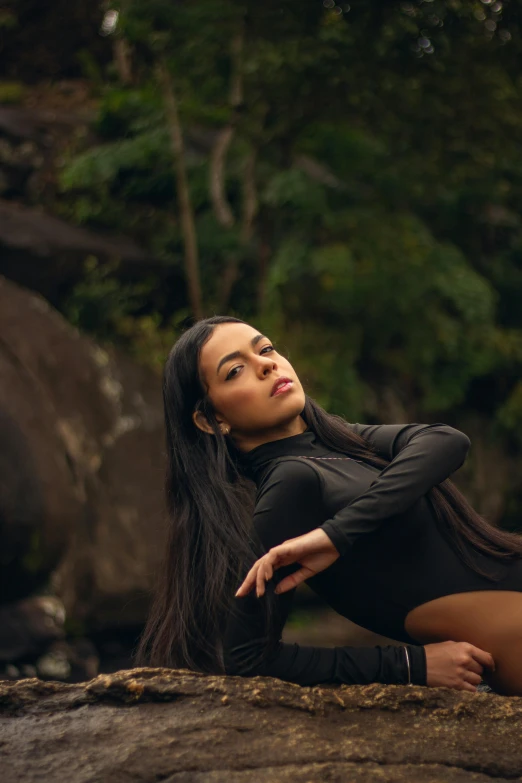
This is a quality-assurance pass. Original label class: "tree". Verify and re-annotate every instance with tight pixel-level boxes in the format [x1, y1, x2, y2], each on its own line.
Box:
[58, 0, 522, 443]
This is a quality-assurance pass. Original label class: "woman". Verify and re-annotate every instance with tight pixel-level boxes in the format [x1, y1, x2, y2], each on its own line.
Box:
[136, 316, 522, 695]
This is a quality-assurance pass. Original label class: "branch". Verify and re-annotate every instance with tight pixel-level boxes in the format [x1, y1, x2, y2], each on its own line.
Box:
[157, 55, 203, 320]
[217, 148, 258, 311]
[209, 29, 244, 229]
[240, 148, 258, 244]
[113, 37, 133, 85]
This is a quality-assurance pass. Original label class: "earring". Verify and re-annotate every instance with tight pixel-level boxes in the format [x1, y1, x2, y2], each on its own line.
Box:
[222, 425, 230, 436]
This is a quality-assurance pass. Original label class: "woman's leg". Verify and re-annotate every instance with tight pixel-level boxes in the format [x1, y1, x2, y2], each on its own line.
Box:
[405, 591, 522, 696]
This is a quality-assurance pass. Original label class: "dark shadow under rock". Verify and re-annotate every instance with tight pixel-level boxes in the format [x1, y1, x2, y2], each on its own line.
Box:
[0, 596, 65, 661]
[1, 668, 522, 783]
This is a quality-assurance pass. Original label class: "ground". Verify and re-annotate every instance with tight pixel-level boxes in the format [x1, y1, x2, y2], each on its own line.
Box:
[1, 668, 522, 782]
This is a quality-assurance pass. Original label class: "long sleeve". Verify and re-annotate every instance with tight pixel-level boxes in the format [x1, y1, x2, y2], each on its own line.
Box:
[223, 459, 427, 686]
[320, 422, 471, 558]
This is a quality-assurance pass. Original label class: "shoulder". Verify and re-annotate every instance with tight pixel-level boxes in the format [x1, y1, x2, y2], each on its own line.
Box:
[254, 458, 324, 516]
[257, 457, 323, 497]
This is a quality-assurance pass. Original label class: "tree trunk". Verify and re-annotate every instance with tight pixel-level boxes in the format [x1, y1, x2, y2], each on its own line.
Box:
[213, 27, 261, 313]
[240, 148, 258, 245]
[210, 128, 236, 229]
[217, 148, 258, 312]
[113, 37, 133, 85]
[257, 237, 271, 316]
[157, 55, 203, 320]
[209, 29, 244, 230]
[111, 0, 133, 86]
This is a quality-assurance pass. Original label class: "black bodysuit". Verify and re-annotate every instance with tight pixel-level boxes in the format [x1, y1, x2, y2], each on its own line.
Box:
[223, 423, 522, 687]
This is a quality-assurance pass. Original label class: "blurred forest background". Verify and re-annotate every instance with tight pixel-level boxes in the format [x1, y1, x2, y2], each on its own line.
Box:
[1, 0, 522, 681]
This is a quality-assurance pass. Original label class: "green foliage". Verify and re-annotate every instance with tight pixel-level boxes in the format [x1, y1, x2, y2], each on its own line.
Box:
[63, 257, 153, 339]
[60, 128, 169, 192]
[262, 169, 328, 219]
[57, 0, 522, 447]
[0, 80, 26, 103]
[21, 531, 45, 573]
[266, 208, 498, 415]
[497, 382, 522, 442]
[0, 9, 17, 30]
[285, 608, 319, 630]
[62, 257, 183, 368]
[94, 86, 163, 138]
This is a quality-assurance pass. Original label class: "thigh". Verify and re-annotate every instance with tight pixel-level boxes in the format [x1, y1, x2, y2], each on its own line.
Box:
[405, 591, 522, 696]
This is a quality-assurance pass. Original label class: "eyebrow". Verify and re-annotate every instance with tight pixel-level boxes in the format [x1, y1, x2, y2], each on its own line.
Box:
[216, 334, 267, 375]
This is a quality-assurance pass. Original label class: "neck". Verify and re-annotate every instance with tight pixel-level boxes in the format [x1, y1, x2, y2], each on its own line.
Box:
[233, 415, 308, 453]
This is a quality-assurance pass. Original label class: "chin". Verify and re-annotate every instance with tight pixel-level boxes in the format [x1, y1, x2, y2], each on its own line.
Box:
[275, 395, 306, 420]
[240, 391, 306, 431]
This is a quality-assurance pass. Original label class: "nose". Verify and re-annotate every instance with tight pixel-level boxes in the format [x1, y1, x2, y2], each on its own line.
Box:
[256, 354, 277, 377]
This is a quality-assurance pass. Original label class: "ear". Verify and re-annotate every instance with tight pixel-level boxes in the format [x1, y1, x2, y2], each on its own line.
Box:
[192, 409, 214, 435]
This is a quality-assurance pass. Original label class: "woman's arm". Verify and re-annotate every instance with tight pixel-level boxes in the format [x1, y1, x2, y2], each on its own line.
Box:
[223, 587, 425, 686]
[320, 422, 470, 557]
[224, 460, 426, 686]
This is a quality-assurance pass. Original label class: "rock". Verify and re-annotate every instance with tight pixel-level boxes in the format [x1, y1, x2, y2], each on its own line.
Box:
[0, 596, 65, 661]
[35, 644, 71, 680]
[62, 638, 100, 681]
[33, 636, 100, 682]
[0, 97, 97, 205]
[1, 669, 522, 782]
[19, 664, 37, 678]
[0, 198, 152, 266]
[0, 276, 166, 632]
[0, 636, 99, 683]
[0, 199, 180, 309]
[34, 636, 100, 682]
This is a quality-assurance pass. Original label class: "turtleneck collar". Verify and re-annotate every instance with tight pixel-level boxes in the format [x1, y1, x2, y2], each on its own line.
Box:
[238, 428, 328, 483]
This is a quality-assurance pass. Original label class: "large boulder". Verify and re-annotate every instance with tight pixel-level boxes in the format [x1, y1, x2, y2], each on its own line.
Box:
[1, 669, 522, 782]
[0, 276, 166, 631]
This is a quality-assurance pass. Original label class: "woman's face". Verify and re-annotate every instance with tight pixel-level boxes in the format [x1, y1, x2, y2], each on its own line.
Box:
[196, 322, 306, 441]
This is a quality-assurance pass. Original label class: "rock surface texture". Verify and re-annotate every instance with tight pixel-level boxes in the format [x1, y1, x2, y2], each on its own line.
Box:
[1, 669, 522, 783]
[0, 276, 166, 627]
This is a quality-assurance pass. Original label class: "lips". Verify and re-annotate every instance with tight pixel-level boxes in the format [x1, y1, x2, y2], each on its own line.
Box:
[271, 377, 294, 396]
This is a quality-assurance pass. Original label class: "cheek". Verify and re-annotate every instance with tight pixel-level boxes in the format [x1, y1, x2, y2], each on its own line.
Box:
[217, 384, 263, 417]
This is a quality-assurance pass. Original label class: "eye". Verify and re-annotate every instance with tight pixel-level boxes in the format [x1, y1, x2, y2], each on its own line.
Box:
[225, 365, 242, 380]
[224, 345, 275, 380]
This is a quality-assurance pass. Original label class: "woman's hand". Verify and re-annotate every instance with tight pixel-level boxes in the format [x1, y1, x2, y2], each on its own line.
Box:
[424, 641, 495, 692]
[235, 528, 340, 598]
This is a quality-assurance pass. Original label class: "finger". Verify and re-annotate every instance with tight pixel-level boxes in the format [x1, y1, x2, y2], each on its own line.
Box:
[464, 659, 484, 677]
[458, 681, 477, 693]
[256, 558, 276, 597]
[462, 671, 482, 687]
[256, 548, 293, 596]
[275, 566, 315, 595]
[469, 646, 495, 672]
[235, 543, 296, 598]
[241, 563, 263, 596]
[235, 562, 261, 597]
[256, 563, 265, 598]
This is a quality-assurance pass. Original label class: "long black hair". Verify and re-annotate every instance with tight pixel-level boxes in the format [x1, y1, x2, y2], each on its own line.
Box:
[135, 315, 522, 673]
